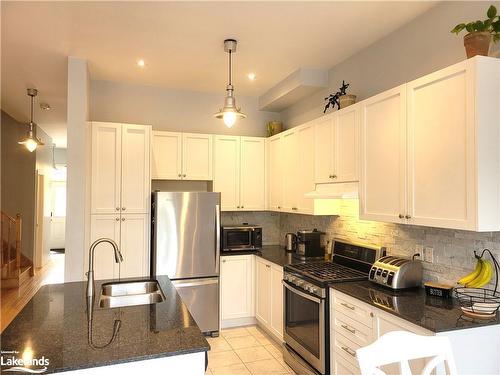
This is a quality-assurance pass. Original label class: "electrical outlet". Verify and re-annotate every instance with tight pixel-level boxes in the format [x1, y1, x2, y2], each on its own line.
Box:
[415, 244, 423, 258]
[424, 246, 434, 263]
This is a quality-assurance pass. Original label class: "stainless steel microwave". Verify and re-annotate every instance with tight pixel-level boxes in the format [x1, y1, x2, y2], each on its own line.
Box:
[221, 225, 262, 252]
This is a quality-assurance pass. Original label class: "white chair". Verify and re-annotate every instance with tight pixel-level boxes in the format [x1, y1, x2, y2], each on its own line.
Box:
[356, 331, 458, 375]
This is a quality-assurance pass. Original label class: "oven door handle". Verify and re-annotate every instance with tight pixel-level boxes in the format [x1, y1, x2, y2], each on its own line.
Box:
[282, 281, 322, 304]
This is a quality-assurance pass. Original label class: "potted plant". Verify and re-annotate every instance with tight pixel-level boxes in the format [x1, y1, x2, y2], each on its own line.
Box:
[324, 81, 356, 113]
[451, 5, 500, 58]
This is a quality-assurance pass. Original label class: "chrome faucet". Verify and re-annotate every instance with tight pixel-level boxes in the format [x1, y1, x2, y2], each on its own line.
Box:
[86, 238, 123, 299]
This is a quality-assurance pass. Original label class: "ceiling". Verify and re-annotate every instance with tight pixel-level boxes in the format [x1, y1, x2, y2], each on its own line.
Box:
[1, 1, 436, 147]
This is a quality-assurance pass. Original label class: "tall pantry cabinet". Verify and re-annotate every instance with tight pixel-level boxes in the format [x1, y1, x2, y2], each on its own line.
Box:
[90, 122, 151, 280]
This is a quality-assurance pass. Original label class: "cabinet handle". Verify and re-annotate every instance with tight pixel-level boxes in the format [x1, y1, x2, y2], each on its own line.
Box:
[341, 346, 356, 357]
[237, 206, 240, 209]
[222, 259, 226, 263]
[405, 215, 411, 219]
[116, 207, 120, 211]
[183, 174, 187, 177]
[241, 206, 244, 209]
[115, 217, 120, 221]
[341, 324, 356, 334]
[398, 214, 404, 219]
[122, 207, 126, 211]
[266, 264, 271, 268]
[329, 175, 333, 179]
[332, 174, 337, 179]
[340, 302, 355, 311]
[277, 206, 281, 209]
[121, 218, 125, 221]
[292, 207, 298, 211]
[178, 174, 182, 177]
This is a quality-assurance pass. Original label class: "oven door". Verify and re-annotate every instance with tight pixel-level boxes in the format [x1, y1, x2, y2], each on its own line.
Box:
[222, 228, 254, 251]
[283, 281, 326, 374]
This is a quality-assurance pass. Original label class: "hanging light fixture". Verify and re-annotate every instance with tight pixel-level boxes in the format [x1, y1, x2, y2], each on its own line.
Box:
[214, 39, 246, 128]
[18, 88, 44, 152]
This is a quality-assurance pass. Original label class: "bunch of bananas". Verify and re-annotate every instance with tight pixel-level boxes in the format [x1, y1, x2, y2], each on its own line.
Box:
[458, 257, 493, 288]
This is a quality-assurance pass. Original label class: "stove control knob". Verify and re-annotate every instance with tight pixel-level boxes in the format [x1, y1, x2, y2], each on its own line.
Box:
[310, 287, 318, 294]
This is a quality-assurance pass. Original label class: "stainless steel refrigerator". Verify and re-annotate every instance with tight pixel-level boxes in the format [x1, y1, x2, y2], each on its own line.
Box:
[151, 191, 220, 336]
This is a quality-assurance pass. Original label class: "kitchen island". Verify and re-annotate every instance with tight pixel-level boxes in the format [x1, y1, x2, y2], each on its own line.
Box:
[0, 275, 209, 374]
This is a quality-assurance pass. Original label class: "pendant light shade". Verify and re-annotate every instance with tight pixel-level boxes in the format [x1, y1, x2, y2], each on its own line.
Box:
[18, 88, 44, 152]
[214, 39, 246, 128]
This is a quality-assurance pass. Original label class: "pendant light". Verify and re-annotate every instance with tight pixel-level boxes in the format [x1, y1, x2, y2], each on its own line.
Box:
[18, 88, 44, 152]
[214, 39, 246, 128]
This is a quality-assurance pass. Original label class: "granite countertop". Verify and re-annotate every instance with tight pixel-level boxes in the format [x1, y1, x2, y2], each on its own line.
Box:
[331, 280, 500, 333]
[0, 275, 209, 374]
[221, 245, 311, 267]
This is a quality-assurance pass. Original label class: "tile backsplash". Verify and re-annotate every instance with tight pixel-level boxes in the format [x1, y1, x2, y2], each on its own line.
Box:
[279, 200, 500, 287]
[224, 201, 500, 287]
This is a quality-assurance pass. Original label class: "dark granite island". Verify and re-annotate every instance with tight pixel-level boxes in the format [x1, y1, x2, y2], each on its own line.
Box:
[0, 275, 209, 374]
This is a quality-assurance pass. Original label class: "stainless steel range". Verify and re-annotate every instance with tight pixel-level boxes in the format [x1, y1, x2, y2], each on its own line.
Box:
[282, 240, 385, 375]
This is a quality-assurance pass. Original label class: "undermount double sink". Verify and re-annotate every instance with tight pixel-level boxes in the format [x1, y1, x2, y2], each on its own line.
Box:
[98, 279, 166, 309]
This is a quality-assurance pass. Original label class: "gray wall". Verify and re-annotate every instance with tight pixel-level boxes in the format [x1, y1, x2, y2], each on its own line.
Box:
[281, 1, 500, 127]
[1, 111, 53, 262]
[90, 80, 281, 136]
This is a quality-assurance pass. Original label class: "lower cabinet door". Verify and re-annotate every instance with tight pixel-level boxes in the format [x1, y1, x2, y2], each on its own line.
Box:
[119, 213, 149, 278]
[255, 258, 271, 326]
[270, 265, 284, 339]
[220, 255, 254, 320]
[89, 214, 121, 280]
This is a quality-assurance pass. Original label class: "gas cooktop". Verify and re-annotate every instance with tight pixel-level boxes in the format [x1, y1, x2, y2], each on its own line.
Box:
[285, 261, 368, 284]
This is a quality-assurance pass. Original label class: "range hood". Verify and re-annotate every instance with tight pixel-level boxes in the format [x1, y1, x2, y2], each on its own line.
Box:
[305, 182, 359, 199]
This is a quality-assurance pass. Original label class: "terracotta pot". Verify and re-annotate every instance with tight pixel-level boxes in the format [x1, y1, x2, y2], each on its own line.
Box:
[463, 31, 491, 58]
[339, 94, 357, 109]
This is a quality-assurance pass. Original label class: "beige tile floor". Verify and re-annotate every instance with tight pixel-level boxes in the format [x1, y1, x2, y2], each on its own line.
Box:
[206, 325, 297, 375]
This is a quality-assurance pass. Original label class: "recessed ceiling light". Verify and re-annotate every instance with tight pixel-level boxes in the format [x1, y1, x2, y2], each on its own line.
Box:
[137, 59, 145, 67]
[247, 73, 256, 81]
[40, 103, 51, 111]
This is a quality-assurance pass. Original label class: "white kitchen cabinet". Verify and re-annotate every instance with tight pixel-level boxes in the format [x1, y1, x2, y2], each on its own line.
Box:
[240, 137, 266, 210]
[213, 135, 266, 211]
[315, 106, 359, 184]
[360, 57, 500, 231]
[91, 122, 122, 214]
[89, 215, 121, 280]
[359, 85, 407, 225]
[255, 258, 271, 326]
[267, 136, 283, 211]
[220, 255, 254, 322]
[151, 131, 213, 180]
[91, 122, 151, 215]
[118, 214, 149, 278]
[281, 130, 299, 212]
[151, 131, 182, 180]
[255, 257, 284, 341]
[121, 124, 151, 214]
[182, 133, 213, 180]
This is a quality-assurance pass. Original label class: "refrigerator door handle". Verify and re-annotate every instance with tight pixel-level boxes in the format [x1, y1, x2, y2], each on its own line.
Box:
[215, 204, 221, 274]
[172, 278, 219, 288]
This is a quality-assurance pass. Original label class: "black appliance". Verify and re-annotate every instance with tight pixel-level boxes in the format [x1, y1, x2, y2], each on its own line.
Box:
[294, 229, 326, 260]
[221, 224, 262, 253]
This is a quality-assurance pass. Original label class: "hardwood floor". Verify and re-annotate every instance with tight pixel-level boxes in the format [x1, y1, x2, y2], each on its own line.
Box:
[1, 252, 64, 332]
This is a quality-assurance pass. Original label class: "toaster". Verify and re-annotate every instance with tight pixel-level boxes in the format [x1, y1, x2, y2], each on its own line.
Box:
[369, 256, 422, 289]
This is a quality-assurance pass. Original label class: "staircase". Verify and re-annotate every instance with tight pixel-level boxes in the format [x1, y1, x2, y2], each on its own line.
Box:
[1, 212, 33, 289]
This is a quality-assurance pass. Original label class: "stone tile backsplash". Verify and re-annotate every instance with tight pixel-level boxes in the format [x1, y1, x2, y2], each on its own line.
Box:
[279, 200, 500, 287]
[221, 211, 280, 245]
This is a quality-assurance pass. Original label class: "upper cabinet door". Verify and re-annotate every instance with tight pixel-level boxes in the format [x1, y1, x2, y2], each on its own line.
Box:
[213, 135, 241, 211]
[336, 105, 359, 182]
[240, 137, 266, 210]
[406, 62, 474, 230]
[297, 123, 315, 214]
[121, 124, 151, 214]
[360, 85, 407, 224]
[151, 131, 182, 180]
[267, 136, 283, 211]
[314, 114, 335, 183]
[282, 130, 299, 212]
[182, 133, 213, 180]
[91, 122, 122, 214]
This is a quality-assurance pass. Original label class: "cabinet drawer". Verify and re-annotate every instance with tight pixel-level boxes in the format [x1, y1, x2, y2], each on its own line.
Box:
[333, 331, 360, 369]
[333, 352, 361, 375]
[332, 291, 373, 328]
[332, 311, 372, 347]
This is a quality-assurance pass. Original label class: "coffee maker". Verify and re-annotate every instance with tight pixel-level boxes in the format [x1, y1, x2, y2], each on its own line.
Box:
[294, 229, 326, 260]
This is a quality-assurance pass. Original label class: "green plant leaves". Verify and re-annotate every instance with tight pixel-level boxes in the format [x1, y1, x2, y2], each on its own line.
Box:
[451, 23, 466, 34]
[465, 23, 475, 32]
[487, 5, 497, 19]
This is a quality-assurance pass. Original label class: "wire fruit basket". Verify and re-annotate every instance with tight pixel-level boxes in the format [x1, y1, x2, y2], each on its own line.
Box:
[455, 249, 500, 319]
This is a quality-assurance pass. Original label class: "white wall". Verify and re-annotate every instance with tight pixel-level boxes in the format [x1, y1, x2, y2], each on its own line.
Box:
[90, 80, 280, 136]
[65, 57, 90, 282]
[281, 1, 500, 127]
